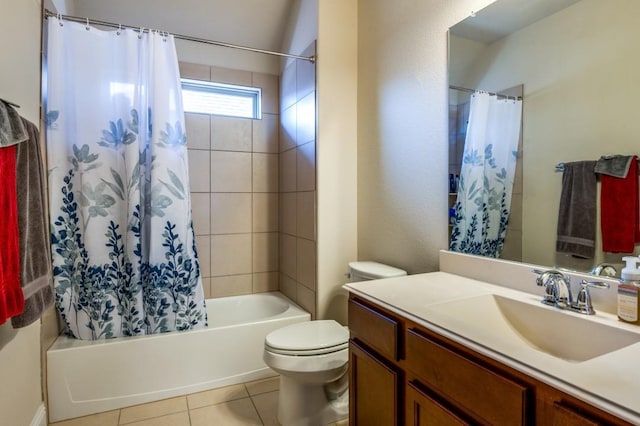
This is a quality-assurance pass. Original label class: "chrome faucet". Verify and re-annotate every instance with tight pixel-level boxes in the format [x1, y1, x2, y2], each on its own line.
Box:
[531, 269, 609, 315]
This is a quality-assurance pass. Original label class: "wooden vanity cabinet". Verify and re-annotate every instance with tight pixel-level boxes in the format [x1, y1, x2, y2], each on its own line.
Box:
[348, 294, 633, 426]
[348, 297, 404, 425]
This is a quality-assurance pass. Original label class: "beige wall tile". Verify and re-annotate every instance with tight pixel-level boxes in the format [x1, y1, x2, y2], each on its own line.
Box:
[195, 235, 211, 278]
[279, 234, 297, 279]
[185, 113, 210, 150]
[40, 306, 60, 352]
[253, 113, 279, 153]
[253, 193, 279, 233]
[280, 104, 296, 152]
[211, 116, 252, 152]
[190, 193, 210, 236]
[279, 273, 297, 301]
[188, 150, 210, 192]
[211, 274, 253, 298]
[187, 384, 248, 410]
[201, 277, 212, 299]
[296, 284, 316, 318]
[253, 272, 279, 293]
[296, 238, 316, 291]
[297, 141, 316, 191]
[179, 62, 210, 80]
[253, 153, 279, 193]
[49, 410, 119, 426]
[279, 148, 297, 193]
[119, 396, 187, 424]
[210, 66, 252, 86]
[509, 193, 523, 231]
[251, 391, 279, 426]
[211, 193, 251, 234]
[296, 191, 315, 240]
[296, 92, 316, 146]
[280, 62, 297, 112]
[211, 234, 252, 276]
[252, 73, 279, 114]
[253, 233, 279, 272]
[211, 151, 251, 192]
[190, 398, 262, 426]
[297, 51, 316, 101]
[280, 192, 297, 236]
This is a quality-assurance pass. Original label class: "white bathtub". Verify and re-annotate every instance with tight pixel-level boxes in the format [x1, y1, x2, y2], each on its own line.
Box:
[47, 292, 310, 422]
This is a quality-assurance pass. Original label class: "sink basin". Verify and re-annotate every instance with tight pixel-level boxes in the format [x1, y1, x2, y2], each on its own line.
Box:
[427, 294, 640, 362]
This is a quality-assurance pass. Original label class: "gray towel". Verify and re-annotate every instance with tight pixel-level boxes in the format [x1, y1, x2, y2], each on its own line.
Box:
[11, 118, 53, 328]
[556, 161, 597, 259]
[594, 155, 634, 178]
[0, 100, 28, 147]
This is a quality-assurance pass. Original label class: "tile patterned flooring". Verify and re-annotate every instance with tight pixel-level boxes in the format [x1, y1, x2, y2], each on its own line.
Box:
[48, 377, 349, 426]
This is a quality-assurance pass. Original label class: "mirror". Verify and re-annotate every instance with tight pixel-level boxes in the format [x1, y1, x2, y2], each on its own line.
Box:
[448, 0, 640, 275]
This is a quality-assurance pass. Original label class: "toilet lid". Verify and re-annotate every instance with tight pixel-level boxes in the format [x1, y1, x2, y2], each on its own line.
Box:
[265, 320, 349, 354]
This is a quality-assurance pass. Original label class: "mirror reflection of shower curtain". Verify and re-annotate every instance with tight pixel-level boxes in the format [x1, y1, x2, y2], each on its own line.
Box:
[46, 17, 208, 340]
[449, 92, 522, 258]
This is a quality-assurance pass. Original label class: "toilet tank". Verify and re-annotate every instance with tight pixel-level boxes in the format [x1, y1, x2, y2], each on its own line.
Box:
[348, 261, 407, 282]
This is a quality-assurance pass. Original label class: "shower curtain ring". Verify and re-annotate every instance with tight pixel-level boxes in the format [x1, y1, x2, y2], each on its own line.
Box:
[117, 24, 122, 36]
[85, 18, 90, 31]
[138, 26, 144, 39]
[58, 13, 63, 26]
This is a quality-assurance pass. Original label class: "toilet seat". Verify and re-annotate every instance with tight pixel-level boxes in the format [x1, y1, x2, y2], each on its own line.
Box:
[265, 320, 349, 356]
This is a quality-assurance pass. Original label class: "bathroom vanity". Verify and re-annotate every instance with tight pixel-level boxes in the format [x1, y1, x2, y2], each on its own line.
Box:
[344, 254, 640, 425]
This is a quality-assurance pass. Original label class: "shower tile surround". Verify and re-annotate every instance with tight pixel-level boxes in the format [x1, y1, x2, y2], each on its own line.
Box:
[182, 62, 280, 300]
[181, 49, 317, 317]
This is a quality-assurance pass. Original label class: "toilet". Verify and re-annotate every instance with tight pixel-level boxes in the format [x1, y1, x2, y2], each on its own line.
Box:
[263, 261, 407, 426]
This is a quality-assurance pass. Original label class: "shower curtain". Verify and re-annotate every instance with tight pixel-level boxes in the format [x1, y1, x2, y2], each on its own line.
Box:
[46, 18, 207, 339]
[449, 92, 522, 258]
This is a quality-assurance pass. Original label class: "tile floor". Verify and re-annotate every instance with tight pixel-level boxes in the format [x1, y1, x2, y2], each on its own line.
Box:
[48, 376, 349, 426]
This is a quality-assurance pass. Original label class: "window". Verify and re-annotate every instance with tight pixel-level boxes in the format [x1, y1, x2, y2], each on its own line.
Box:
[181, 78, 261, 119]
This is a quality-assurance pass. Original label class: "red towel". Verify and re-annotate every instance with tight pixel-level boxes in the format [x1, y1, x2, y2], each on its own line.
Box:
[601, 156, 640, 253]
[0, 144, 24, 324]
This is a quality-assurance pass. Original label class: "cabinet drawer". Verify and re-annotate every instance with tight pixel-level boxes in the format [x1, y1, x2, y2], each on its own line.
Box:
[552, 402, 600, 426]
[406, 328, 530, 425]
[349, 298, 400, 361]
[406, 380, 472, 426]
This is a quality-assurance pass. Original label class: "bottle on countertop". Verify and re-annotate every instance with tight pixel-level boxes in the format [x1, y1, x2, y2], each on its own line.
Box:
[618, 256, 640, 325]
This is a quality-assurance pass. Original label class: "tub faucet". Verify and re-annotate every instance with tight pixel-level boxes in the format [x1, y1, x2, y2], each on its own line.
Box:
[590, 263, 617, 277]
[531, 269, 609, 315]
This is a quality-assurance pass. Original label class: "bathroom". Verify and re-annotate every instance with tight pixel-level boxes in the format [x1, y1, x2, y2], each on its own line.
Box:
[3, 0, 640, 425]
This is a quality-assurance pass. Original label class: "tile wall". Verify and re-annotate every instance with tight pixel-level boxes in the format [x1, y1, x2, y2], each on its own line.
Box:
[180, 62, 281, 299]
[278, 43, 318, 317]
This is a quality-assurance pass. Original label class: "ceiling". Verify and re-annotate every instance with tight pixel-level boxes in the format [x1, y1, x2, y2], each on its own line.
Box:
[450, 0, 582, 44]
[69, 0, 295, 53]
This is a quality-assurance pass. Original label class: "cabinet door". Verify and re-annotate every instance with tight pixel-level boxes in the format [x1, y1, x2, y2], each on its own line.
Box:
[350, 340, 401, 426]
[406, 381, 472, 426]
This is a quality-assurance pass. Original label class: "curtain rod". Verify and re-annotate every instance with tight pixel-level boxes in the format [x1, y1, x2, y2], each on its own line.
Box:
[449, 85, 522, 101]
[44, 9, 316, 63]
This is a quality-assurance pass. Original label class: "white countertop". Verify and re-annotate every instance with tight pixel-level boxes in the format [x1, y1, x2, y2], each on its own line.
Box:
[344, 272, 640, 424]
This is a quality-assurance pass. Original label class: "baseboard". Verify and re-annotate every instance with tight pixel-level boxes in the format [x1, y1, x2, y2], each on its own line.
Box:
[30, 403, 47, 426]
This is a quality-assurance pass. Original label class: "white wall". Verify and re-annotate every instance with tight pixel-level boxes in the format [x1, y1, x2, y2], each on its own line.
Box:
[0, 2, 45, 424]
[452, 0, 640, 270]
[316, 0, 358, 323]
[357, 0, 495, 274]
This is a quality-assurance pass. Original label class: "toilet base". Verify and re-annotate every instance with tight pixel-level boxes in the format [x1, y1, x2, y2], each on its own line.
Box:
[277, 375, 349, 426]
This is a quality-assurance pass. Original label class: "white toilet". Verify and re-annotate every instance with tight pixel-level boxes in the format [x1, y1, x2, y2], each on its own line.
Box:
[263, 261, 407, 426]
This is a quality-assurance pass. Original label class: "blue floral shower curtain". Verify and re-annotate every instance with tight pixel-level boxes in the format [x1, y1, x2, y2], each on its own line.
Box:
[46, 18, 207, 340]
[449, 92, 522, 258]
